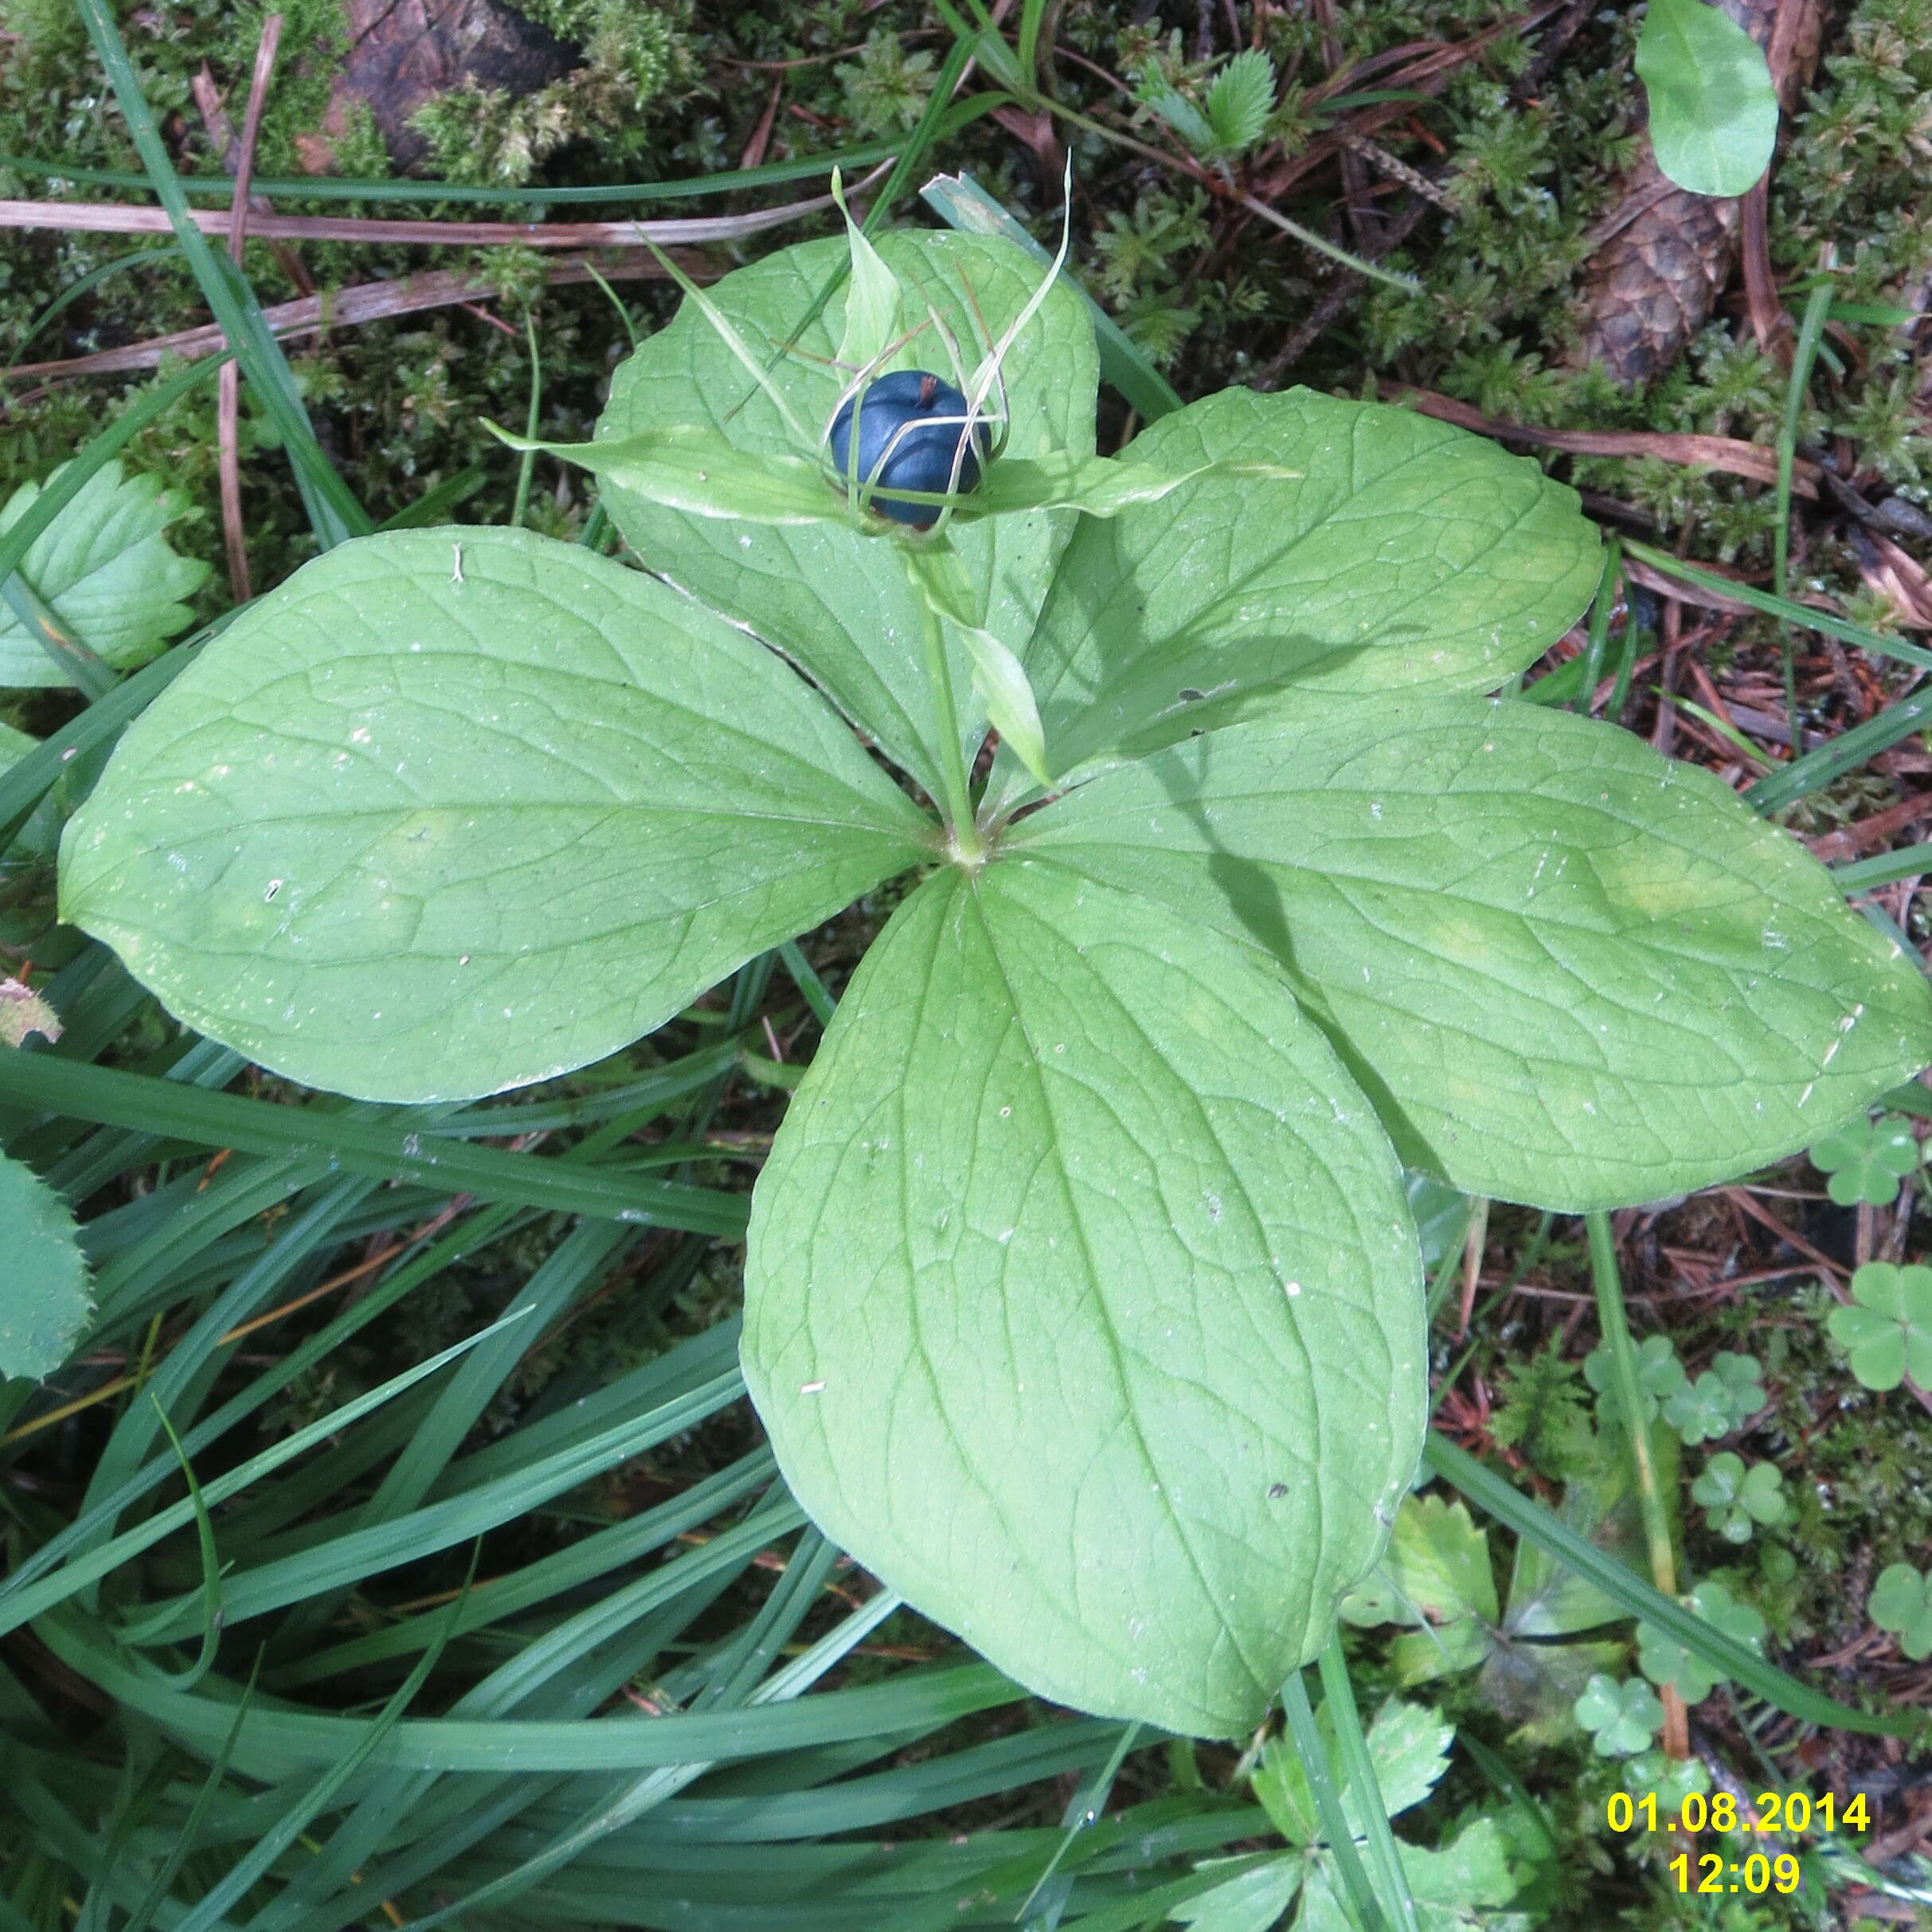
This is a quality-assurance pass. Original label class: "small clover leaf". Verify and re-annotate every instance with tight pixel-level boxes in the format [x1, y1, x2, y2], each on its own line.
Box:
[1664, 1351, 1766, 1444]
[1573, 1673, 1665, 1757]
[1870, 1563, 1932, 1660]
[1583, 1333, 1686, 1429]
[1689, 1453, 1788, 1543]
[1828, 1263, 1932, 1392]
[1620, 1749, 1712, 1806]
[1637, 1580, 1768, 1703]
[1809, 1113, 1922, 1207]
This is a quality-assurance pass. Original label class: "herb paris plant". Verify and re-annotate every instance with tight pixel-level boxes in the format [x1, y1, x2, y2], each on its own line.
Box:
[57, 225, 1932, 1736]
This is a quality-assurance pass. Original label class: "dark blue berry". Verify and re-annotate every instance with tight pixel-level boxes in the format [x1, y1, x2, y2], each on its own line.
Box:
[827, 370, 988, 526]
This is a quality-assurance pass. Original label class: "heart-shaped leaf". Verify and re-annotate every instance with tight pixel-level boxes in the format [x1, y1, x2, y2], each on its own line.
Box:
[1828, 1261, 1932, 1391]
[994, 388, 1601, 796]
[596, 230, 1097, 805]
[1014, 698, 1932, 1208]
[742, 857, 1425, 1735]
[61, 527, 930, 1101]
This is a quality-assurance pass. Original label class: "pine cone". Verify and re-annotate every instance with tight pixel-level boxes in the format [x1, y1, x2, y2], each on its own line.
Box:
[1569, 0, 1824, 385]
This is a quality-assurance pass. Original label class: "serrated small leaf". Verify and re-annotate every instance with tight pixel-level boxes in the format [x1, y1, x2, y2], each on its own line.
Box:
[743, 858, 1426, 1735]
[1205, 49, 1276, 156]
[1017, 698, 1932, 1209]
[61, 527, 929, 1101]
[1340, 1493, 1497, 1629]
[1636, 0, 1779, 198]
[1144, 86, 1219, 155]
[0, 1151, 92, 1379]
[1171, 1856, 1304, 1932]
[0, 460, 209, 688]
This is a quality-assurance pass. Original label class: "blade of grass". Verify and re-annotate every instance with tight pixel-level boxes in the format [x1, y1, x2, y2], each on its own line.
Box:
[1835, 842, 1932, 893]
[1015, 1719, 1141, 1923]
[1281, 1668, 1386, 1932]
[511, 311, 542, 527]
[0, 1307, 530, 1637]
[1571, 535, 1622, 714]
[918, 171, 1183, 422]
[143, 1398, 225, 1691]
[1744, 686, 1932, 814]
[1585, 1211, 1686, 1757]
[0, 570, 118, 698]
[1775, 280, 1837, 744]
[1316, 1634, 1418, 1932]
[2, 248, 185, 373]
[37, 1607, 1019, 1778]
[1624, 537, 1932, 675]
[170, 1562, 479, 1932]
[0, 1054, 747, 1234]
[1424, 1432, 1926, 1740]
[71, 0, 371, 546]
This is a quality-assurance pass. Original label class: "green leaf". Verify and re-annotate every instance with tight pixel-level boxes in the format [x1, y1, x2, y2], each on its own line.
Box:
[1003, 390, 1602, 791]
[1662, 1351, 1766, 1444]
[831, 170, 904, 373]
[1869, 1562, 1932, 1660]
[492, 424, 847, 526]
[1809, 1111, 1921, 1207]
[955, 616, 1050, 791]
[1205, 49, 1277, 157]
[1253, 1697, 1453, 1850]
[1635, 0, 1779, 198]
[0, 460, 209, 688]
[964, 452, 1302, 520]
[1572, 1675, 1664, 1758]
[1144, 86, 1219, 157]
[1638, 1580, 1767, 1700]
[60, 526, 930, 1102]
[596, 229, 1097, 804]
[1583, 1333, 1685, 1429]
[1688, 1453, 1786, 1543]
[1015, 698, 1932, 1209]
[0, 1150, 91, 1380]
[1339, 1493, 1497, 1629]
[1296, 1817, 1518, 1932]
[1827, 1261, 1932, 1392]
[1618, 1750, 1710, 1807]
[1171, 1857, 1304, 1932]
[742, 858, 1426, 1735]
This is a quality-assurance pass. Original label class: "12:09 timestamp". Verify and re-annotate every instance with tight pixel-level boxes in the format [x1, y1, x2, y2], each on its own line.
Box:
[1668, 1852, 1800, 1896]
[1606, 1789, 1870, 1835]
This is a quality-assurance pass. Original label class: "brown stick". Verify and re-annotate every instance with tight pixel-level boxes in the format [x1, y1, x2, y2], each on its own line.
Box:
[0, 189, 846, 250]
[1380, 382, 1821, 495]
[216, 14, 281, 605]
[192, 64, 312, 297]
[2, 251, 710, 387]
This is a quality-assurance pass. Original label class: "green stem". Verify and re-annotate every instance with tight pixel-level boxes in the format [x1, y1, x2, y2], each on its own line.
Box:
[905, 545, 984, 861]
[1585, 1210, 1677, 1599]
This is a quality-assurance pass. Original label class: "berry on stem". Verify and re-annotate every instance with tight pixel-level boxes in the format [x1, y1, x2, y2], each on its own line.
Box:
[828, 370, 988, 526]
